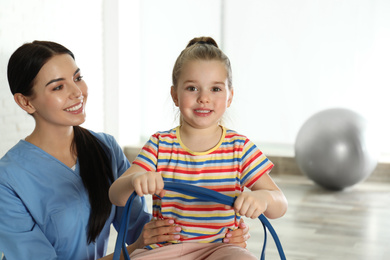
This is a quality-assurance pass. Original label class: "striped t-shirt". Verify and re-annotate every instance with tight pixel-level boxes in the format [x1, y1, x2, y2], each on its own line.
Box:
[133, 126, 273, 249]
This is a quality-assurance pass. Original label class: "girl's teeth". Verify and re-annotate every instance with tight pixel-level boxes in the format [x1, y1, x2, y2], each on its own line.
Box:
[196, 110, 210, 113]
[66, 103, 82, 111]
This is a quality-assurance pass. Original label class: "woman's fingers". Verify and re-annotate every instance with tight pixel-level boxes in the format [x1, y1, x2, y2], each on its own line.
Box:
[141, 219, 183, 246]
[223, 219, 250, 248]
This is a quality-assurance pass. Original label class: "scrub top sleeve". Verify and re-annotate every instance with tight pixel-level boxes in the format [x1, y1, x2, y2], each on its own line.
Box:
[113, 196, 152, 245]
[0, 184, 57, 260]
[104, 133, 152, 244]
[111, 136, 131, 177]
[97, 132, 130, 178]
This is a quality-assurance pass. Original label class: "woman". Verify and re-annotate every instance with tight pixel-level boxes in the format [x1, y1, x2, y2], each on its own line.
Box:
[0, 41, 249, 260]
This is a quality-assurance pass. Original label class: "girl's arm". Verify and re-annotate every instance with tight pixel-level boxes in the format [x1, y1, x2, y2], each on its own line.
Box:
[109, 164, 165, 207]
[234, 173, 288, 219]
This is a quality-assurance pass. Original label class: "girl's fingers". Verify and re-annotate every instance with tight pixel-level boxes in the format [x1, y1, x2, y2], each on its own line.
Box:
[147, 177, 156, 195]
[158, 189, 166, 198]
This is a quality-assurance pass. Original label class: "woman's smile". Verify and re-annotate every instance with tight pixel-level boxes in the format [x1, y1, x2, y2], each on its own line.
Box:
[64, 101, 84, 113]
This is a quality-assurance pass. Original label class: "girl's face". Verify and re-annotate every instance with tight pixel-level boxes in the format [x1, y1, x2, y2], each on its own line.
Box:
[26, 54, 88, 128]
[171, 59, 233, 130]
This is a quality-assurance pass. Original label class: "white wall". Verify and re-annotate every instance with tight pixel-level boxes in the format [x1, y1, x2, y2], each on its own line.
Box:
[133, 0, 390, 161]
[0, 0, 104, 157]
[137, 0, 223, 141]
[223, 0, 390, 158]
[1, 0, 390, 162]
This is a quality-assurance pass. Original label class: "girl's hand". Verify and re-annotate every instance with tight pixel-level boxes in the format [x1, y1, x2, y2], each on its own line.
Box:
[131, 171, 165, 197]
[223, 218, 250, 248]
[136, 219, 183, 248]
[234, 191, 267, 219]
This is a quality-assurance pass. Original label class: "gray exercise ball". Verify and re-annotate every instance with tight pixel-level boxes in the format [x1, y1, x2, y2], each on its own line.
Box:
[295, 108, 379, 190]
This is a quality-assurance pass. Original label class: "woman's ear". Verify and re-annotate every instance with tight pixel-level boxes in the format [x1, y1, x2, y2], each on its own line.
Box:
[171, 86, 179, 107]
[14, 93, 36, 114]
[227, 88, 234, 108]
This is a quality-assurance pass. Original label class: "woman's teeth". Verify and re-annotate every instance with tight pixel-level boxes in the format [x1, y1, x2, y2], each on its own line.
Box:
[65, 103, 82, 112]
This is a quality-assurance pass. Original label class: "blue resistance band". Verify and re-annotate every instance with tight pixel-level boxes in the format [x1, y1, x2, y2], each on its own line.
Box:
[113, 181, 286, 260]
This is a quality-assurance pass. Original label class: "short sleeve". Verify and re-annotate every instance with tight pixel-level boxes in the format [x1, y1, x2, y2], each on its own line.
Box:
[240, 139, 274, 189]
[132, 134, 159, 172]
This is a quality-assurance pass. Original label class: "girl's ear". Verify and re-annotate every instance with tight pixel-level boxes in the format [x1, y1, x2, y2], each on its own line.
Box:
[227, 88, 234, 108]
[14, 93, 36, 114]
[171, 86, 179, 106]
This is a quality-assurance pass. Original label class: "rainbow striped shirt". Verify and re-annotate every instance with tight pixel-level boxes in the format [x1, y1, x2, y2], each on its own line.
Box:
[133, 126, 273, 249]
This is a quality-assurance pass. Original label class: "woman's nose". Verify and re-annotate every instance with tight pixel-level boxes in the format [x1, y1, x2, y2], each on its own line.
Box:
[70, 82, 83, 99]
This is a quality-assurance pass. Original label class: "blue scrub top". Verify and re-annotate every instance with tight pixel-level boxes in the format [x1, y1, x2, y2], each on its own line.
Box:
[0, 131, 151, 260]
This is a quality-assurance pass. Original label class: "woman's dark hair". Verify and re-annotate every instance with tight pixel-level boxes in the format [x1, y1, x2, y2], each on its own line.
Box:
[7, 41, 114, 243]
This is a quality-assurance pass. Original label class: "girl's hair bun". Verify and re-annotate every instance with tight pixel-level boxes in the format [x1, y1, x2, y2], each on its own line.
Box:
[186, 37, 219, 48]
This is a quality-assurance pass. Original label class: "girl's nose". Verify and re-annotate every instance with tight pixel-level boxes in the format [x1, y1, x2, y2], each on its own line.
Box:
[197, 90, 210, 103]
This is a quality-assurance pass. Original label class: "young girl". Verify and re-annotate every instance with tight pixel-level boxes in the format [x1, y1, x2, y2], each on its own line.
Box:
[109, 37, 288, 259]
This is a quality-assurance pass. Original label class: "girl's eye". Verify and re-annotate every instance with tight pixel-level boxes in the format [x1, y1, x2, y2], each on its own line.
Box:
[186, 86, 197, 91]
[75, 75, 84, 82]
[212, 87, 222, 92]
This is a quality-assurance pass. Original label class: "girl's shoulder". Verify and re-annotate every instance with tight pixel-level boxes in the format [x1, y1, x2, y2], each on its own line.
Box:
[151, 127, 179, 139]
[223, 127, 250, 142]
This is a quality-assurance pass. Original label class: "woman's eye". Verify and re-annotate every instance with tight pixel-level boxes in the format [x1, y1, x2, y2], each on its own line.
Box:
[53, 85, 63, 91]
[75, 75, 84, 82]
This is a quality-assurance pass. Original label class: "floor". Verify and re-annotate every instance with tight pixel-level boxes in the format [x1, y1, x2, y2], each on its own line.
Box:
[107, 174, 390, 260]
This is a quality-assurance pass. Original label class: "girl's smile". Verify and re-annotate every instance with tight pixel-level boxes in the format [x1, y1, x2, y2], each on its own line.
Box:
[193, 109, 212, 116]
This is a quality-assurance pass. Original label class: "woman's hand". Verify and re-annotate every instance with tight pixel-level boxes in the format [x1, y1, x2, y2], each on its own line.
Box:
[135, 218, 250, 249]
[134, 219, 183, 249]
[101, 219, 182, 259]
[223, 218, 250, 248]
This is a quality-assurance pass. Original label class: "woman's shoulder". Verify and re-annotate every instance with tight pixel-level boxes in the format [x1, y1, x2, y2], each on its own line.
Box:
[0, 140, 33, 170]
[0, 141, 38, 187]
[88, 129, 114, 142]
[88, 129, 122, 150]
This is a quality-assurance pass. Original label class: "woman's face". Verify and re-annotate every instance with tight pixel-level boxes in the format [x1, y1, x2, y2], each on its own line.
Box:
[27, 54, 88, 128]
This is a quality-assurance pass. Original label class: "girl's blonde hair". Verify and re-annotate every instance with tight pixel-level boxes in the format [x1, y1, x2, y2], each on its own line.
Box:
[171, 37, 233, 126]
[172, 36, 233, 90]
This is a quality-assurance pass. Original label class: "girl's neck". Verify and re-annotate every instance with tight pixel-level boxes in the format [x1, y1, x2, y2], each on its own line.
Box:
[179, 124, 223, 152]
